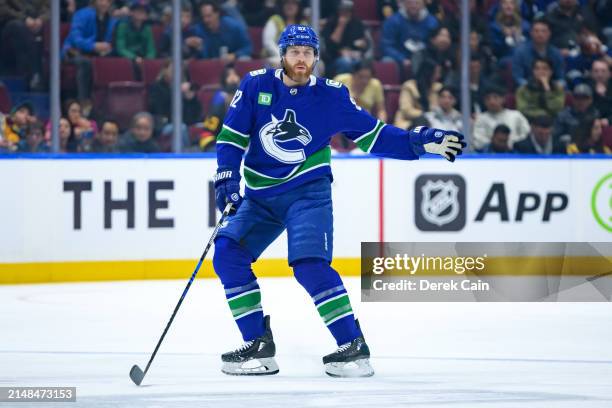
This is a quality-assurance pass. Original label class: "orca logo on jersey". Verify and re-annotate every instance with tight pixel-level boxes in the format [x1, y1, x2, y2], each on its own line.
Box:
[259, 109, 312, 164]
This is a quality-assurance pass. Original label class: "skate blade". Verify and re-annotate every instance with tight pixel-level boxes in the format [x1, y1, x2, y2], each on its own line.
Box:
[222, 357, 279, 376]
[325, 358, 375, 378]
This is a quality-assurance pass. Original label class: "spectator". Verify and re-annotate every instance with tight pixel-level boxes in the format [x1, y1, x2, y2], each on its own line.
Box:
[114, 0, 156, 68]
[516, 57, 565, 120]
[478, 124, 514, 153]
[321, 0, 368, 76]
[148, 61, 202, 133]
[262, 0, 307, 66]
[565, 31, 612, 83]
[446, 51, 497, 114]
[50, 117, 80, 153]
[511, 18, 564, 87]
[488, 0, 529, 62]
[380, 0, 398, 19]
[514, 115, 565, 154]
[62, 0, 118, 105]
[199, 64, 242, 151]
[196, 0, 252, 62]
[381, 0, 439, 70]
[394, 58, 443, 129]
[63, 99, 98, 143]
[411, 25, 454, 81]
[545, 0, 598, 54]
[469, 28, 496, 77]
[0, 110, 6, 152]
[119, 112, 159, 152]
[90, 120, 120, 152]
[588, 59, 612, 120]
[58, 117, 76, 151]
[443, 0, 489, 45]
[0, 0, 48, 91]
[61, 0, 77, 23]
[423, 86, 462, 132]
[567, 117, 612, 153]
[334, 60, 387, 121]
[552, 83, 601, 145]
[159, 2, 203, 59]
[473, 86, 530, 150]
[16, 121, 49, 153]
[111, 1, 130, 19]
[2, 101, 35, 151]
[239, 0, 276, 27]
[594, 0, 612, 48]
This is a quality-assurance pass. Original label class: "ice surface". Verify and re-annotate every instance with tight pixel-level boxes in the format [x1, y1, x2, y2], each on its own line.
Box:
[1, 277, 611, 407]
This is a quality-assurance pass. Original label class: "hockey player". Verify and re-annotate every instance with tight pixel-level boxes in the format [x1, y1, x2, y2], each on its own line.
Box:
[212, 25, 465, 377]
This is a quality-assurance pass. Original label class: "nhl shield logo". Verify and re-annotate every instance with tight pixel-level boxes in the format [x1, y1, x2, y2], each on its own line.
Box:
[421, 180, 459, 226]
[415, 175, 466, 231]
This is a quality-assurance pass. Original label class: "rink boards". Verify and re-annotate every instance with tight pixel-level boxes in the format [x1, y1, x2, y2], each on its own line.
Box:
[1, 154, 610, 283]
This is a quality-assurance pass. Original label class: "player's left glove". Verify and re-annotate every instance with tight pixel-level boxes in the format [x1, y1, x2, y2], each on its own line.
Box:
[414, 127, 466, 162]
[213, 167, 242, 214]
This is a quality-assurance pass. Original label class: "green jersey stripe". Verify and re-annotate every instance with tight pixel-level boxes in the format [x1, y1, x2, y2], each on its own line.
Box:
[218, 127, 249, 149]
[222, 124, 249, 138]
[355, 120, 385, 153]
[244, 146, 331, 189]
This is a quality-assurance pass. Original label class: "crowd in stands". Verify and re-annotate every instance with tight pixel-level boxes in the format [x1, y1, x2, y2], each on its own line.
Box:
[0, 0, 611, 154]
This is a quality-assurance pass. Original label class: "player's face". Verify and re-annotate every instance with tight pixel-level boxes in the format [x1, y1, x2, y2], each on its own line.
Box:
[283, 46, 316, 82]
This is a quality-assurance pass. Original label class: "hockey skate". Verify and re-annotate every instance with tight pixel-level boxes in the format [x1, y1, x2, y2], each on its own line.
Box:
[221, 315, 279, 376]
[322, 320, 374, 377]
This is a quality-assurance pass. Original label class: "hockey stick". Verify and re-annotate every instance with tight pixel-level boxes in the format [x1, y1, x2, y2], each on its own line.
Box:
[130, 202, 233, 386]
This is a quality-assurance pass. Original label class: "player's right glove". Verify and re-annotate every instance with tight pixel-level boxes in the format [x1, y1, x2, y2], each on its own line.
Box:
[213, 167, 242, 213]
[413, 127, 466, 162]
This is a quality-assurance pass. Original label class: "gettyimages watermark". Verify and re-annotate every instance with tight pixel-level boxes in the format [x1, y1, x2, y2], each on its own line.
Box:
[361, 242, 612, 302]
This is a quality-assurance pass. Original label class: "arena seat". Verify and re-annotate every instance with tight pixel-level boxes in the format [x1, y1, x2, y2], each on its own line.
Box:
[188, 59, 225, 87]
[142, 59, 167, 86]
[105, 81, 146, 131]
[151, 24, 165, 55]
[197, 84, 221, 116]
[353, 0, 379, 21]
[248, 26, 263, 58]
[0, 83, 12, 113]
[93, 57, 135, 87]
[373, 61, 400, 85]
[383, 85, 401, 120]
[235, 59, 268, 77]
[602, 125, 612, 149]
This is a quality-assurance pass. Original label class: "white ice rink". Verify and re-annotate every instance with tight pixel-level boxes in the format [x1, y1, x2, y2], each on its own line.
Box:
[2, 277, 612, 408]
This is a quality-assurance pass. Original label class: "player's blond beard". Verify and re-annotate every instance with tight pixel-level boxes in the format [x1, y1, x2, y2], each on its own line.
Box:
[282, 58, 314, 84]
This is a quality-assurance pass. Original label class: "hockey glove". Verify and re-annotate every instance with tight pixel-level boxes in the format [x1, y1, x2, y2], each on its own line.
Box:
[416, 127, 466, 162]
[213, 167, 242, 213]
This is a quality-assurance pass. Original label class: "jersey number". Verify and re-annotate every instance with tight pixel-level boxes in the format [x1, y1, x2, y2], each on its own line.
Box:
[230, 90, 243, 109]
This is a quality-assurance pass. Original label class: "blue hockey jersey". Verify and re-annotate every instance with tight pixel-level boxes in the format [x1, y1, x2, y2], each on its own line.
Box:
[217, 68, 426, 197]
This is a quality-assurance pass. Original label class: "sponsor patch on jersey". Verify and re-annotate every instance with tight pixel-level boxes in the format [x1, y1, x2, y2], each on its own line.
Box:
[258, 92, 272, 106]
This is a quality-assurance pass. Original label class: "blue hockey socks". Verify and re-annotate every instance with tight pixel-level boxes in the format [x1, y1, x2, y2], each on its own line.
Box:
[213, 237, 265, 341]
[292, 258, 361, 346]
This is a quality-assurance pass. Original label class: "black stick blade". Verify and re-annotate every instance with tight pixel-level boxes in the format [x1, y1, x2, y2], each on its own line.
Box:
[130, 365, 145, 386]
